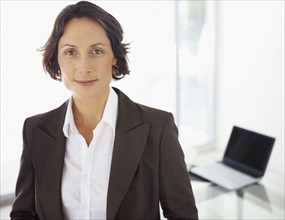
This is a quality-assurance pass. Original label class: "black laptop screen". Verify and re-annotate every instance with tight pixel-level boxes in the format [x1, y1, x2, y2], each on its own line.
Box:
[223, 126, 275, 177]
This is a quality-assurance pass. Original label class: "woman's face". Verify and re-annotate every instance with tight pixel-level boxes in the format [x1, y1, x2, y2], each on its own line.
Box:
[58, 17, 116, 101]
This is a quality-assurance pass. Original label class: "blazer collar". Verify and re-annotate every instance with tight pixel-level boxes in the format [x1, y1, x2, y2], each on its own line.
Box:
[33, 101, 68, 219]
[113, 87, 141, 132]
[38, 87, 141, 137]
[33, 88, 150, 220]
[107, 88, 150, 220]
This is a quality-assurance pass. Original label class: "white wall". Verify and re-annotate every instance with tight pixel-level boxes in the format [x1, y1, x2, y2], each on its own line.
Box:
[215, 1, 284, 175]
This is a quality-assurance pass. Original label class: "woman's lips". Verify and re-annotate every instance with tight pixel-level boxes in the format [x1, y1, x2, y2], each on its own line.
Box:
[75, 79, 97, 86]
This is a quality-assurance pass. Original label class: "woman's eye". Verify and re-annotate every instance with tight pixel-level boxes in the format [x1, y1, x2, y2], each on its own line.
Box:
[92, 49, 103, 56]
[64, 50, 77, 56]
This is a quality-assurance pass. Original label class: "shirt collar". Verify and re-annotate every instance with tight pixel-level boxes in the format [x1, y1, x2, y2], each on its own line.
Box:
[101, 87, 118, 132]
[63, 87, 118, 138]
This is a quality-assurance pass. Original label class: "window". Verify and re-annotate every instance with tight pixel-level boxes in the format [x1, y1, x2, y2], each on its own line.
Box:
[174, 1, 215, 148]
[0, 1, 215, 197]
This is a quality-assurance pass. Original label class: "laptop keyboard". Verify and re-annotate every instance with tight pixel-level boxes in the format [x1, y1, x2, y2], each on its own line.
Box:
[191, 162, 258, 190]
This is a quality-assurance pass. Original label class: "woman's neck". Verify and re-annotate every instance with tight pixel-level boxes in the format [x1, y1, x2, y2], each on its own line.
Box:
[72, 90, 109, 131]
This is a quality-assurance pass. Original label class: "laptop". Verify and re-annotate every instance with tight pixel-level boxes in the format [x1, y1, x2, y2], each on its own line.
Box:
[189, 126, 275, 191]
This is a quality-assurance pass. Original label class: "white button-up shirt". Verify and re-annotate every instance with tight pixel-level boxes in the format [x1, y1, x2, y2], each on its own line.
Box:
[61, 88, 118, 220]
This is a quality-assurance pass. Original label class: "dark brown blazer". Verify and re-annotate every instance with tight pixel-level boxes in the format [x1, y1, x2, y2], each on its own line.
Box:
[10, 88, 198, 220]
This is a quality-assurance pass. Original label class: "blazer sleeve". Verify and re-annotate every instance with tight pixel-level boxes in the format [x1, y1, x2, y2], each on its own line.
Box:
[159, 113, 198, 220]
[10, 119, 39, 220]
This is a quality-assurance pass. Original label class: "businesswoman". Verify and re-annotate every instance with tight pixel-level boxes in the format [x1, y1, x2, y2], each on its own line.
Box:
[10, 1, 198, 219]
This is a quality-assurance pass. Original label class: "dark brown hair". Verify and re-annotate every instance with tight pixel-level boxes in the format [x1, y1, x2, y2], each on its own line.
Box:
[41, 1, 130, 81]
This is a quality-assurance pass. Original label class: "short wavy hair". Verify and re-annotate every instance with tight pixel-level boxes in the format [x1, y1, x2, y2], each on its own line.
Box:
[41, 1, 130, 81]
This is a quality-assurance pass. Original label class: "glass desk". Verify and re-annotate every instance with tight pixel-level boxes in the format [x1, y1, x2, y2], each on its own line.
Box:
[1, 157, 284, 219]
[190, 171, 285, 219]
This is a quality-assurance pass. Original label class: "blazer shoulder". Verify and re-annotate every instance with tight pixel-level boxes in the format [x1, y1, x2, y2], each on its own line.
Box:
[114, 87, 173, 125]
[24, 101, 68, 129]
[135, 102, 170, 121]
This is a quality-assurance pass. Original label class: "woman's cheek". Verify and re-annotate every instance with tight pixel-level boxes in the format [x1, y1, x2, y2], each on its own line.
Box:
[61, 74, 71, 90]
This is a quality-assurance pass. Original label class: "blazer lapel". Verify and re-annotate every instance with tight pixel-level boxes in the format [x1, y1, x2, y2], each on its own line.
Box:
[33, 101, 67, 219]
[107, 88, 150, 220]
[30, 90, 150, 219]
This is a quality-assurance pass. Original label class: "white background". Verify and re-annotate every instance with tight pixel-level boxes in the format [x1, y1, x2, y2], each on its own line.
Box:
[215, 1, 284, 175]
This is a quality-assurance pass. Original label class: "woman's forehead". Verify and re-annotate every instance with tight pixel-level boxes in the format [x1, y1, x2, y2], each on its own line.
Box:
[59, 17, 110, 46]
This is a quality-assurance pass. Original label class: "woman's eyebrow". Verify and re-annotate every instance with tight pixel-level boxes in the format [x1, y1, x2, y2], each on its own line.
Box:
[60, 43, 108, 49]
[90, 43, 108, 48]
[60, 43, 76, 48]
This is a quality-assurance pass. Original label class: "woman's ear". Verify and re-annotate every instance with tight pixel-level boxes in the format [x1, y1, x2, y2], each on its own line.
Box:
[113, 58, 117, 66]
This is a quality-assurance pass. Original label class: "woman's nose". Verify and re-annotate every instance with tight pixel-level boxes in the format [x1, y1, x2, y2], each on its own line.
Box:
[77, 56, 92, 74]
